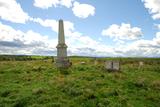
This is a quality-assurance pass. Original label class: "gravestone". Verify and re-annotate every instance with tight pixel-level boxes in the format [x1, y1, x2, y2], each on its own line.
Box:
[138, 61, 144, 68]
[80, 61, 86, 65]
[55, 19, 71, 68]
[94, 60, 98, 65]
[105, 61, 120, 71]
[139, 61, 144, 66]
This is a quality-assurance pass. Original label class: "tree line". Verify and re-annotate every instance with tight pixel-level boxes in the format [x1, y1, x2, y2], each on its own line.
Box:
[0, 55, 53, 61]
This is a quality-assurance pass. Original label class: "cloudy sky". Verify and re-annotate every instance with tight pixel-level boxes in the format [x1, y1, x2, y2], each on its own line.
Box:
[0, 0, 160, 57]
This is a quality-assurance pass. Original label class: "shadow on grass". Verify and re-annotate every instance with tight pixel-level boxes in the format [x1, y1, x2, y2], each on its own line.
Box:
[58, 68, 71, 75]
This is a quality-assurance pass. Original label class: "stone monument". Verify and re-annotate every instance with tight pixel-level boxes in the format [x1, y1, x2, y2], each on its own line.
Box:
[55, 19, 71, 68]
[138, 61, 144, 69]
[105, 61, 120, 71]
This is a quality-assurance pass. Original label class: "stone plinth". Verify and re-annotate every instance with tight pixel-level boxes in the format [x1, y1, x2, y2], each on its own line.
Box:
[55, 57, 71, 68]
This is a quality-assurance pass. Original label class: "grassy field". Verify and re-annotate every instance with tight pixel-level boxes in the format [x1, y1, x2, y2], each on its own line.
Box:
[0, 57, 160, 107]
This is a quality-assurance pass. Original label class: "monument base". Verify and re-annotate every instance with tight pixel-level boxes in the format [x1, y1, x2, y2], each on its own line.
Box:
[55, 57, 72, 68]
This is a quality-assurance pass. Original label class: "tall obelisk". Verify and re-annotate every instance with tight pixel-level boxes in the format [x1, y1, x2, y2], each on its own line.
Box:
[55, 19, 71, 68]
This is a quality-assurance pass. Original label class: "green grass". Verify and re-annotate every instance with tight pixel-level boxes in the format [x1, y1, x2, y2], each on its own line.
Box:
[0, 58, 160, 107]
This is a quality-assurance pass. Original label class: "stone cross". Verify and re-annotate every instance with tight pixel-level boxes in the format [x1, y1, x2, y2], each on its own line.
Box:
[55, 19, 71, 68]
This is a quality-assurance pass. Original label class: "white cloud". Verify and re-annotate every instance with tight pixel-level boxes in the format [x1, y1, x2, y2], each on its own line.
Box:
[102, 23, 143, 41]
[1, 18, 160, 57]
[34, 0, 74, 9]
[33, 0, 95, 19]
[0, 0, 30, 23]
[32, 18, 58, 32]
[72, 2, 95, 18]
[115, 31, 160, 57]
[125, 40, 160, 57]
[32, 18, 94, 46]
[142, 0, 160, 20]
[60, 0, 74, 8]
[0, 22, 56, 55]
[29, 18, 160, 57]
[26, 18, 114, 56]
[155, 24, 160, 30]
[34, 0, 59, 9]
[31, 18, 75, 37]
[153, 32, 160, 44]
[0, 22, 49, 44]
[108, 39, 159, 57]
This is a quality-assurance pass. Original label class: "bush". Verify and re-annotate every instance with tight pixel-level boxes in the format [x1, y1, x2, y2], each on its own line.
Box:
[13, 97, 30, 107]
[1, 90, 10, 97]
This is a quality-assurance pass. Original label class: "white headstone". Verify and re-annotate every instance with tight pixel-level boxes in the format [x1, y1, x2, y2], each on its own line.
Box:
[94, 60, 98, 65]
[113, 61, 120, 71]
[138, 61, 144, 69]
[139, 61, 144, 66]
[80, 61, 86, 65]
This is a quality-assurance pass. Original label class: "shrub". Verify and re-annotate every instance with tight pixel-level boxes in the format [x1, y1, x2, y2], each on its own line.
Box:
[13, 97, 30, 107]
[1, 90, 10, 97]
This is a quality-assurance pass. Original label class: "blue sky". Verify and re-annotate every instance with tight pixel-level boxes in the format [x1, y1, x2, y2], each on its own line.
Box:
[0, 0, 160, 57]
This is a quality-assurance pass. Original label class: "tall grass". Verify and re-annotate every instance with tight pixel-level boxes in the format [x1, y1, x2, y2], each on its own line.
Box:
[0, 57, 160, 107]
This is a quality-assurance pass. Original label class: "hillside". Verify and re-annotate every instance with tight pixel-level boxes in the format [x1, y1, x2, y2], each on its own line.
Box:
[0, 57, 160, 107]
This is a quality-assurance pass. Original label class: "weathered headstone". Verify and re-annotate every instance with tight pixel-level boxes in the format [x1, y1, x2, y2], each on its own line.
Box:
[139, 61, 144, 66]
[105, 61, 120, 71]
[94, 60, 98, 65]
[80, 61, 86, 65]
[55, 19, 71, 68]
[138, 61, 144, 68]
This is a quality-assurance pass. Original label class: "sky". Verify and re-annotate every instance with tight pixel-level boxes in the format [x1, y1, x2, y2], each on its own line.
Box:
[0, 0, 160, 57]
